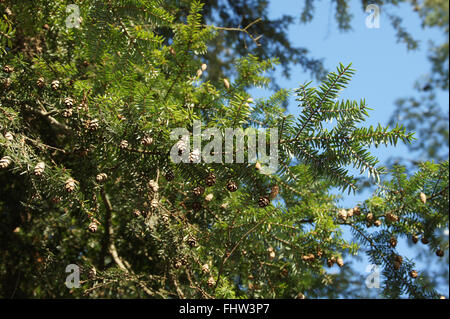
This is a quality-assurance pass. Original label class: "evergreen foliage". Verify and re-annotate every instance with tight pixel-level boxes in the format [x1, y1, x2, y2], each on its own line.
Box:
[0, 0, 448, 298]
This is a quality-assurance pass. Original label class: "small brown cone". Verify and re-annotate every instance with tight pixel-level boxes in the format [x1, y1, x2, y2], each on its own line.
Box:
[5, 132, 14, 141]
[141, 136, 153, 146]
[269, 250, 276, 260]
[386, 212, 399, 223]
[37, 77, 45, 88]
[205, 173, 216, 186]
[187, 236, 197, 247]
[420, 192, 427, 204]
[0, 156, 12, 169]
[88, 222, 98, 233]
[327, 258, 334, 268]
[207, 276, 216, 287]
[409, 270, 418, 279]
[223, 78, 230, 89]
[34, 162, 45, 176]
[201, 264, 210, 273]
[269, 185, 279, 200]
[65, 178, 76, 192]
[390, 236, 398, 248]
[96, 173, 107, 183]
[51, 80, 60, 91]
[119, 140, 129, 149]
[226, 180, 238, 192]
[193, 186, 205, 196]
[258, 196, 270, 208]
[3, 65, 14, 73]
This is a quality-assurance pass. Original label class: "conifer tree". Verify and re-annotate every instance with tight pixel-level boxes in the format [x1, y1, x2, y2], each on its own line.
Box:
[0, 0, 448, 298]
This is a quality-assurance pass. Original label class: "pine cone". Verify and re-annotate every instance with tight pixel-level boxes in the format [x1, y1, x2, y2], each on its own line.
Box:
[150, 199, 159, 209]
[51, 80, 60, 91]
[187, 236, 197, 247]
[296, 293, 306, 299]
[64, 97, 74, 108]
[205, 194, 214, 202]
[4, 132, 13, 141]
[258, 196, 270, 208]
[2, 78, 11, 89]
[436, 249, 444, 257]
[62, 108, 73, 118]
[269, 185, 279, 200]
[353, 206, 361, 216]
[86, 119, 99, 131]
[141, 136, 153, 146]
[269, 250, 276, 260]
[336, 257, 344, 267]
[393, 261, 401, 270]
[175, 140, 187, 156]
[205, 173, 216, 186]
[390, 236, 398, 248]
[88, 267, 96, 279]
[420, 192, 427, 204]
[327, 258, 334, 268]
[346, 208, 354, 218]
[133, 209, 141, 217]
[223, 78, 230, 89]
[96, 173, 107, 183]
[409, 270, 418, 279]
[3, 65, 14, 73]
[366, 213, 374, 222]
[412, 234, 419, 244]
[148, 180, 159, 193]
[0, 156, 12, 169]
[201, 264, 210, 273]
[207, 276, 216, 287]
[394, 254, 403, 264]
[302, 254, 315, 262]
[193, 186, 205, 196]
[226, 180, 238, 192]
[119, 140, 129, 149]
[374, 220, 382, 227]
[161, 214, 169, 224]
[173, 260, 182, 269]
[386, 212, 399, 222]
[189, 149, 201, 163]
[338, 209, 348, 222]
[421, 237, 429, 245]
[65, 178, 76, 192]
[88, 222, 98, 233]
[34, 162, 45, 176]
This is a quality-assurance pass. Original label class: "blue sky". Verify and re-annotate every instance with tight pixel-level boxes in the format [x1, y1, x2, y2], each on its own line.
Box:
[249, 0, 449, 297]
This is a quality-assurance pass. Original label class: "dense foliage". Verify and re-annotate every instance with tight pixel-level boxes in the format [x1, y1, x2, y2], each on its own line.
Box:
[0, 0, 448, 298]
